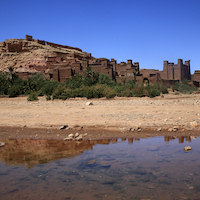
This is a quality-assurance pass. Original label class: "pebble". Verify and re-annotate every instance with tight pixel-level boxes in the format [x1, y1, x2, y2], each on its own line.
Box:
[86, 102, 93, 106]
[184, 146, 192, 152]
[68, 133, 74, 138]
[148, 185, 156, 189]
[0, 141, 5, 147]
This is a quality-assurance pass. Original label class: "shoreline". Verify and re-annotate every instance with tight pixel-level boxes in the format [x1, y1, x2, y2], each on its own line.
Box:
[1, 93, 200, 140]
[0, 125, 200, 141]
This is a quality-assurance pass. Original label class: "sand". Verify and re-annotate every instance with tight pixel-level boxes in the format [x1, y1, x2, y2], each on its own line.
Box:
[0, 91, 200, 139]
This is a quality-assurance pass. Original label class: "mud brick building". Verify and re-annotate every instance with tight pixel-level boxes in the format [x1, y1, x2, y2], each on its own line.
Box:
[1, 35, 200, 87]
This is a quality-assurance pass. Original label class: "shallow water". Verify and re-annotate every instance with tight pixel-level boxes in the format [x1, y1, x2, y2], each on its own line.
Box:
[0, 136, 200, 200]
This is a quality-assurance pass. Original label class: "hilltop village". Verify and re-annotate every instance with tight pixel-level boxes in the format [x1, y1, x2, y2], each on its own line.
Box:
[0, 35, 200, 87]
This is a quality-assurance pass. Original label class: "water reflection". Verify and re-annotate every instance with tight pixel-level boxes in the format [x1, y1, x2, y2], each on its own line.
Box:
[0, 136, 198, 168]
[164, 136, 195, 143]
[0, 136, 199, 199]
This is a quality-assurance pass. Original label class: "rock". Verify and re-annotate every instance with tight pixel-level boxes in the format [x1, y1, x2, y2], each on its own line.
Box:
[63, 137, 73, 141]
[137, 128, 141, 132]
[86, 102, 93, 106]
[60, 125, 68, 130]
[99, 162, 111, 168]
[68, 133, 74, 138]
[0, 142, 5, 147]
[76, 134, 83, 141]
[148, 146, 160, 151]
[135, 126, 141, 131]
[74, 132, 79, 138]
[184, 146, 192, 152]
[191, 136, 197, 140]
[86, 159, 96, 166]
[173, 126, 178, 132]
[148, 185, 156, 189]
[190, 121, 198, 127]
[168, 128, 173, 132]
[157, 128, 162, 131]
[83, 133, 88, 136]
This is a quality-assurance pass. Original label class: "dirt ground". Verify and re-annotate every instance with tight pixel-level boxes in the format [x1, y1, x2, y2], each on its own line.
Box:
[0, 91, 200, 140]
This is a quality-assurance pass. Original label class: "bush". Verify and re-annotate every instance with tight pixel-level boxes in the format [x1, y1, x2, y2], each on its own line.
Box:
[172, 80, 198, 94]
[46, 95, 51, 101]
[27, 92, 38, 101]
[152, 83, 168, 94]
[105, 88, 116, 99]
[52, 85, 66, 100]
[98, 73, 116, 87]
[8, 85, 21, 97]
[132, 86, 145, 97]
[146, 86, 160, 98]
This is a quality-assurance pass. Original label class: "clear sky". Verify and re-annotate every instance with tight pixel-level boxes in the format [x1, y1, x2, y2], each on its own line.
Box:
[0, 0, 199, 73]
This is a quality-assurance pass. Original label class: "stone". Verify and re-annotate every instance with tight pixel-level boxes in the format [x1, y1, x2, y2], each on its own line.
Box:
[190, 121, 198, 127]
[168, 128, 173, 132]
[173, 126, 178, 132]
[148, 185, 156, 189]
[60, 125, 68, 130]
[157, 128, 162, 131]
[63, 137, 73, 141]
[76, 134, 83, 141]
[83, 133, 88, 136]
[184, 146, 192, 152]
[0, 141, 5, 147]
[135, 125, 141, 131]
[191, 136, 197, 140]
[86, 102, 93, 106]
[99, 162, 111, 168]
[74, 132, 79, 138]
[68, 133, 74, 138]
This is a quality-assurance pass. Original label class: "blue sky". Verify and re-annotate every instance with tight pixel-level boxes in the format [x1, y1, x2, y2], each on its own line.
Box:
[0, 0, 199, 73]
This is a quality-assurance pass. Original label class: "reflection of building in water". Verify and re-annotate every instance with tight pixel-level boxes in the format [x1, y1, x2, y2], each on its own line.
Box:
[164, 136, 192, 143]
[128, 138, 134, 143]
[0, 138, 112, 168]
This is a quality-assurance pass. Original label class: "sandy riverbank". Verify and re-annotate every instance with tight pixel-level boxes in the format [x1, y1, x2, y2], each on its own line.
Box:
[0, 91, 200, 139]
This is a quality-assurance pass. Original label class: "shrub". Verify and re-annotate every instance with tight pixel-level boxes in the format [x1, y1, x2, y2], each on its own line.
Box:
[172, 80, 198, 94]
[27, 92, 38, 101]
[46, 95, 51, 101]
[132, 86, 145, 97]
[8, 85, 21, 97]
[98, 73, 116, 87]
[146, 87, 160, 98]
[103, 87, 116, 99]
[52, 85, 66, 100]
[152, 83, 168, 94]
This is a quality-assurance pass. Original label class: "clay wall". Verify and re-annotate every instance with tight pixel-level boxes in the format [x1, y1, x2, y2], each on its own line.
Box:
[36, 40, 45, 45]
[71, 63, 82, 74]
[191, 71, 200, 81]
[134, 62, 139, 71]
[110, 60, 116, 72]
[81, 61, 88, 71]
[7, 43, 23, 52]
[161, 79, 179, 88]
[58, 68, 73, 82]
[25, 35, 33, 41]
[52, 69, 59, 82]
[15, 72, 34, 80]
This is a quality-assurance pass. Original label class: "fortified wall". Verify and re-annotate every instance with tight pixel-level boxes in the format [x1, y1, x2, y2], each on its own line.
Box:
[1, 35, 200, 87]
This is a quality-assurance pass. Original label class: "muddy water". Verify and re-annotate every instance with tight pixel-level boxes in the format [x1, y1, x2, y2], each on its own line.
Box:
[0, 136, 200, 200]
